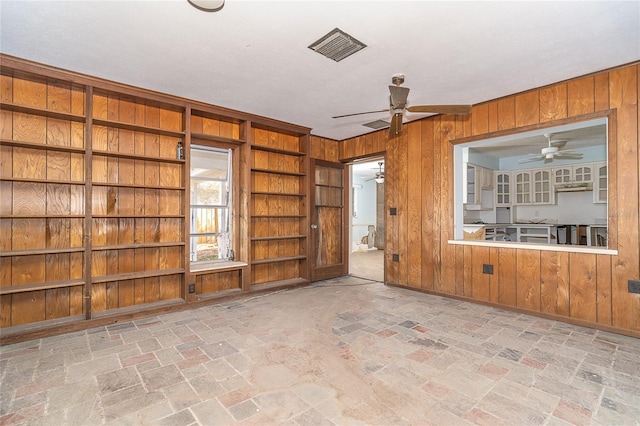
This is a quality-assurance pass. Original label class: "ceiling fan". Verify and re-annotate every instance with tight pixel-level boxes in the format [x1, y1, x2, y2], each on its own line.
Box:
[519, 133, 583, 164]
[332, 74, 472, 138]
[365, 161, 385, 183]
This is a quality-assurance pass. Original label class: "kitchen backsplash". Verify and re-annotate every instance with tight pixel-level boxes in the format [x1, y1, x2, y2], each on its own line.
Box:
[465, 191, 606, 224]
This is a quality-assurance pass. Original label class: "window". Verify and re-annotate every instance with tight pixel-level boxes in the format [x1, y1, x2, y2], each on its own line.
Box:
[190, 146, 233, 262]
[452, 116, 611, 250]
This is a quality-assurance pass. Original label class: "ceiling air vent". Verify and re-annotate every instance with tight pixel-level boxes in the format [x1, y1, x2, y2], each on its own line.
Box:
[308, 28, 367, 62]
[363, 120, 389, 130]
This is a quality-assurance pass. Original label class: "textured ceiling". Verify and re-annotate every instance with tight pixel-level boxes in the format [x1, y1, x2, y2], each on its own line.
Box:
[1, 1, 639, 141]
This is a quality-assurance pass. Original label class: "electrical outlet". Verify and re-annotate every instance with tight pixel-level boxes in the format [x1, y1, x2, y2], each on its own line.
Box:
[188, 283, 196, 294]
[392, 254, 399, 262]
[629, 280, 640, 294]
[482, 264, 494, 275]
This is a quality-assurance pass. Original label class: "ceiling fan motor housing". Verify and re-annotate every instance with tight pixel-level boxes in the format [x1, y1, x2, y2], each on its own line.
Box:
[391, 73, 405, 86]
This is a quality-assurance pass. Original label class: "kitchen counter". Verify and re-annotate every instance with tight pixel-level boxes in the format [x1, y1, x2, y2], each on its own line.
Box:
[464, 223, 607, 246]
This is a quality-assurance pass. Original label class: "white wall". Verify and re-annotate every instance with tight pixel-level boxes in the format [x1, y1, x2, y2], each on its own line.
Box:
[352, 176, 377, 247]
[515, 191, 607, 224]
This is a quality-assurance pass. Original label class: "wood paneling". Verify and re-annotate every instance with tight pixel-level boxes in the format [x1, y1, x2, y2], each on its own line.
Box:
[540, 251, 569, 316]
[609, 65, 639, 331]
[339, 61, 640, 336]
[310, 136, 340, 162]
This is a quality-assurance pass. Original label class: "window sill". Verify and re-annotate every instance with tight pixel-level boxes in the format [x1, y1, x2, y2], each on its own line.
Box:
[190, 261, 247, 275]
[448, 239, 617, 255]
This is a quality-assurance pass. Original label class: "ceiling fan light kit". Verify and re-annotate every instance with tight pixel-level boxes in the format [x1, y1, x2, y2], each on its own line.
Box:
[188, 0, 225, 12]
[333, 73, 472, 137]
[366, 162, 385, 183]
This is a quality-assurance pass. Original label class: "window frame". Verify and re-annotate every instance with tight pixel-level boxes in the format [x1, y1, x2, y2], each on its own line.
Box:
[449, 111, 617, 255]
[189, 143, 238, 265]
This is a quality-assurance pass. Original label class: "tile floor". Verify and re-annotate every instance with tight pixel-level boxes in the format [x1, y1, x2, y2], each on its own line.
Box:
[1, 276, 639, 425]
[349, 250, 384, 282]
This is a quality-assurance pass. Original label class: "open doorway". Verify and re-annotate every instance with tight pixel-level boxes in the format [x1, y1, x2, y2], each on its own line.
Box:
[349, 157, 385, 282]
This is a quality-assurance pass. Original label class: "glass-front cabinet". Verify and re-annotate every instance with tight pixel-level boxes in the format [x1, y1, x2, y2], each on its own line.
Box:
[532, 169, 552, 204]
[495, 171, 511, 206]
[514, 171, 531, 205]
[594, 162, 607, 203]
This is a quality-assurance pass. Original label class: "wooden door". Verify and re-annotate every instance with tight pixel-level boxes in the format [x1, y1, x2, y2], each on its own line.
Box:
[310, 159, 348, 281]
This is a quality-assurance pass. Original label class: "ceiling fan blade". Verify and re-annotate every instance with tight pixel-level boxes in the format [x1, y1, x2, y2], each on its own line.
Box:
[406, 105, 472, 115]
[332, 109, 389, 119]
[518, 156, 545, 163]
[389, 112, 403, 137]
[555, 154, 584, 159]
[389, 85, 410, 109]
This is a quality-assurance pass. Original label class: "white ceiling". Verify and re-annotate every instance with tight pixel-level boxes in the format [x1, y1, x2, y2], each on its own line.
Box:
[1, 1, 639, 141]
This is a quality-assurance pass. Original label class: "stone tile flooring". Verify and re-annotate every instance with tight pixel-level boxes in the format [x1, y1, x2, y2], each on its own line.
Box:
[1, 276, 639, 425]
[350, 250, 384, 282]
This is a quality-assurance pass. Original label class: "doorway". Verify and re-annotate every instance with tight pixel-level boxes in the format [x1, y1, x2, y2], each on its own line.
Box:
[349, 158, 385, 282]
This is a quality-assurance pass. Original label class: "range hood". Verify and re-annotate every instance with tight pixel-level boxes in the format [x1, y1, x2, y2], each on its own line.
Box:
[555, 182, 593, 192]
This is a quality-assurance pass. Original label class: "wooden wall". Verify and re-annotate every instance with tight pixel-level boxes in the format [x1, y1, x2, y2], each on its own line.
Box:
[310, 136, 340, 162]
[340, 63, 640, 336]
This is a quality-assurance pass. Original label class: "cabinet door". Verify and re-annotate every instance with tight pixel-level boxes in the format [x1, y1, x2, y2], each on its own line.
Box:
[533, 169, 552, 204]
[515, 172, 531, 204]
[573, 164, 593, 182]
[495, 171, 511, 206]
[466, 164, 480, 204]
[482, 167, 493, 189]
[554, 167, 571, 184]
[594, 162, 607, 203]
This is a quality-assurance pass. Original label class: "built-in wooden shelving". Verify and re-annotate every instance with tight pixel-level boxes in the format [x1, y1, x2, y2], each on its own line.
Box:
[249, 127, 309, 288]
[0, 55, 312, 336]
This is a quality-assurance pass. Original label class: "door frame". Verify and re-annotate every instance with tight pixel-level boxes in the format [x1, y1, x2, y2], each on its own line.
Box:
[309, 159, 349, 282]
[348, 156, 386, 281]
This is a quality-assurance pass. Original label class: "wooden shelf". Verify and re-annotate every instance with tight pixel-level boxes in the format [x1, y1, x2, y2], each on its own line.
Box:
[0, 247, 85, 257]
[251, 215, 305, 218]
[251, 235, 306, 241]
[251, 167, 305, 177]
[91, 182, 184, 190]
[1, 215, 85, 219]
[0, 177, 85, 185]
[251, 144, 305, 156]
[92, 214, 184, 219]
[92, 118, 185, 139]
[251, 255, 307, 265]
[92, 268, 185, 284]
[251, 191, 306, 197]
[190, 261, 247, 275]
[0, 102, 86, 123]
[191, 133, 245, 145]
[92, 242, 185, 251]
[0, 139, 86, 153]
[0, 279, 85, 295]
[92, 149, 185, 164]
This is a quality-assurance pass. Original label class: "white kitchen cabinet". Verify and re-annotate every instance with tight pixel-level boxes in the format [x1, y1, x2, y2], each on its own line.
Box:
[494, 171, 511, 206]
[574, 164, 593, 183]
[481, 167, 493, 189]
[594, 162, 607, 203]
[532, 169, 553, 204]
[465, 163, 494, 209]
[514, 171, 531, 204]
[553, 167, 572, 184]
[514, 169, 553, 205]
[553, 163, 593, 185]
[465, 163, 480, 205]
